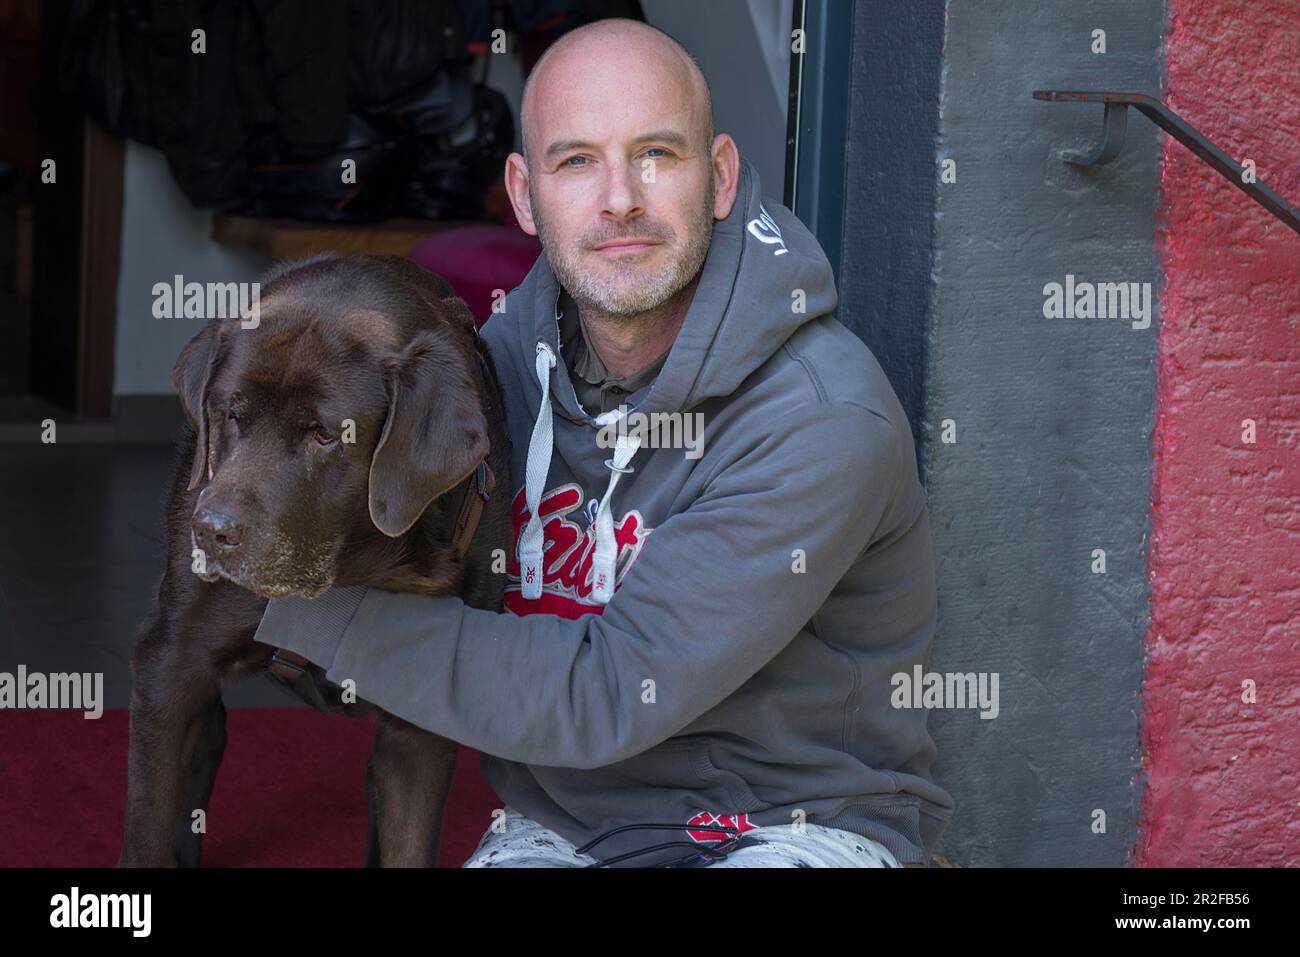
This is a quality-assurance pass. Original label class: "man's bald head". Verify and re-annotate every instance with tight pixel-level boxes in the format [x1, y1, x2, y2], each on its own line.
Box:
[519, 19, 715, 169]
[503, 16, 741, 326]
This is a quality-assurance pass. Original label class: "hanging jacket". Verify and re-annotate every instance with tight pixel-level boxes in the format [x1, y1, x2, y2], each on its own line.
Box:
[61, 0, 468, 207]
[252, 156, 956, 866]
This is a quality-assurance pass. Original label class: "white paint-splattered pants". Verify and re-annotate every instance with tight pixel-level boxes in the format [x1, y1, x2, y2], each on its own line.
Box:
[461, 806, 905, 868]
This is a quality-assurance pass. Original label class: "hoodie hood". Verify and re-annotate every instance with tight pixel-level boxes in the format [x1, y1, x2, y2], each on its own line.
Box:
[509, 156, 840, 606]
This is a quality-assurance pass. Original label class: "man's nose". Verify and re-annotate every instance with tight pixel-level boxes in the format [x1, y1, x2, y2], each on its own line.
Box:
[600, 166, 645, 217]
[194, 507, 243, 552]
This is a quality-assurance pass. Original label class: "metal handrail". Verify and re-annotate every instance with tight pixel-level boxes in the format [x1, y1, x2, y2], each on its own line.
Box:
[1033, 90, 1300, 235]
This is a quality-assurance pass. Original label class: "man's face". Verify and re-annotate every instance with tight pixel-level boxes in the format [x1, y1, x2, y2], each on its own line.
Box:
[524, 97, 718, 318]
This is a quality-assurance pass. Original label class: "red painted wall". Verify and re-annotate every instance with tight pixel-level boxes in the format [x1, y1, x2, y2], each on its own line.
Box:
[1141, 0, 1300, 865]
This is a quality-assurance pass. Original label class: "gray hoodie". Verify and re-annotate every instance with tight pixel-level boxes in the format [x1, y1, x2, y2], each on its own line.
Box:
[253, 156, 955, 866]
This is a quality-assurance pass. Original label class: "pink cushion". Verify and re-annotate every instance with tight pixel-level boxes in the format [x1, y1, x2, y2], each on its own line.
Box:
[410, 225, 542, 327]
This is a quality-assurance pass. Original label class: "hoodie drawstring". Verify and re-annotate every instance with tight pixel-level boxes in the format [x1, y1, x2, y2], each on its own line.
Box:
[518, 342, 556, 599]
[517, 340, 641, 605]
[590, 416, 641, 605]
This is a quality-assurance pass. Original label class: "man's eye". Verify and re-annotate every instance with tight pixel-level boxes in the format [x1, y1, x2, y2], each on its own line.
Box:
[564, 156, 587, 168]
[644, 147, 668, 159]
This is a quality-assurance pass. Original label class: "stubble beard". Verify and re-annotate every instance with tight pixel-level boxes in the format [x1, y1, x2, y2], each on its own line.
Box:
[531, 167, 716, 323]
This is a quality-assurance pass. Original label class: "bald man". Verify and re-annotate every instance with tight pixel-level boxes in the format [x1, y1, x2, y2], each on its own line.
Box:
[254, 18, 953, 867]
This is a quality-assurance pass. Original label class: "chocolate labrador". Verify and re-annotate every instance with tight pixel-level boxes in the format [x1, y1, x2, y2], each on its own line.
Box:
[118, 254, 511, 867]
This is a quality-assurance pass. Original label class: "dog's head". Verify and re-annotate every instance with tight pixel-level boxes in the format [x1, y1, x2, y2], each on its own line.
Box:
[173, 255, 490, 598]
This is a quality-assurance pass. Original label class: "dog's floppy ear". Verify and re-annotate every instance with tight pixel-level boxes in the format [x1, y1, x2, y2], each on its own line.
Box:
[172, 320, 228, 491]
[369, 327, 490, 538]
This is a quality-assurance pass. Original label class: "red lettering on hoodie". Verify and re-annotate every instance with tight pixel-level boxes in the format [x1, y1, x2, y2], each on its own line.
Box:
[685, 811, 758, 844]
[505, 482, 653, 618]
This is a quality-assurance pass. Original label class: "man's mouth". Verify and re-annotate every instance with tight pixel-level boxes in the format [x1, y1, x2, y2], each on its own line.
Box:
[594, 240, 660, 256]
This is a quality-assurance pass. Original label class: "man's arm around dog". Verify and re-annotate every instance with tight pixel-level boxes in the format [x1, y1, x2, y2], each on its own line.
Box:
[255, 401, 898, 769]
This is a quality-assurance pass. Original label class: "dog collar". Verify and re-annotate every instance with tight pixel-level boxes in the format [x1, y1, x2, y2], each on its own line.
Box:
[450, 458, 496, 564]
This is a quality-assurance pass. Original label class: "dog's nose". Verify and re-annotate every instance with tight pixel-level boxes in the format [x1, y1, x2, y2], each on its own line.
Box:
[194, 508, 243, 551]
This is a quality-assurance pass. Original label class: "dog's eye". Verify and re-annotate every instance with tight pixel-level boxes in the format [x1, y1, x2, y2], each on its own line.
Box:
[226, 411, 239, 424]
[309, 424, 336, 447]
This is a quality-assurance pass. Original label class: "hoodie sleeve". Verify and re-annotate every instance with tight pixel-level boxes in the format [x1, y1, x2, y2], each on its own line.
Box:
[252, 400, 904, 769]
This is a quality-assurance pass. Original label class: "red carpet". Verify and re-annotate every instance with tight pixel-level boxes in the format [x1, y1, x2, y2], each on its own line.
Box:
[0, 709, 502, 867]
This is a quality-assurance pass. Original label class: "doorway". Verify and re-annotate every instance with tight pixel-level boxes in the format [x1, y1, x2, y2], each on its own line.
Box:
[0, 0, 122, 425]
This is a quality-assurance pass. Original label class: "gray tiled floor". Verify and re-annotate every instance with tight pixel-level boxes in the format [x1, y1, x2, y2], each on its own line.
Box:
[0, 441, 303, 709]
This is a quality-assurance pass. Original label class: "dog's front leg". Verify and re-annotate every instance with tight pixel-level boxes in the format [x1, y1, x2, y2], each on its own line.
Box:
[119, 635, 223, 867]
[172, 694, 228, 866]
[368, 711, 459, 867]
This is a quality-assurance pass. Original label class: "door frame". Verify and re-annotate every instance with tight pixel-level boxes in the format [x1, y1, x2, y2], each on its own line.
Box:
[29, 4, 122, 419]
[784, 0, 853, 293]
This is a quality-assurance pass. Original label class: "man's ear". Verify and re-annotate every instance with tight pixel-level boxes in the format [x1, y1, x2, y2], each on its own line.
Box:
[368, 327, 491, 538]
[503, 153, 538, 237]
[172, 321, 228, 491]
